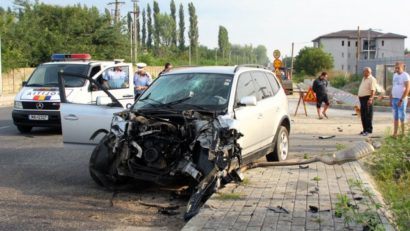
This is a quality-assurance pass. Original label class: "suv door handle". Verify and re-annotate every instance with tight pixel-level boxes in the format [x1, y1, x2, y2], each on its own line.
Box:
[123, 94, 134, 98]
[63, 114, 79, 121]
[257, 113, 263, 119]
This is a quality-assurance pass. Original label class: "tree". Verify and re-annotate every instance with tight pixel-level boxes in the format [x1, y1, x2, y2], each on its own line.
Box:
[188, 2, 198, 60]
[157, 13, 175, 47]
[254, 45, 269, 65]
[218, 26, 230, 61]
[294, 47, 334, 76]
[141, 9, 146, 48]
[178, 3, 185, 51]
[170, 0, 177, 47]
[153, 0, 160, 49]
[146, 3, 153, 49]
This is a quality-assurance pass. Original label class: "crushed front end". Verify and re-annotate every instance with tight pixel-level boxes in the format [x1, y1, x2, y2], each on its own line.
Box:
[89, 109, 242, 219]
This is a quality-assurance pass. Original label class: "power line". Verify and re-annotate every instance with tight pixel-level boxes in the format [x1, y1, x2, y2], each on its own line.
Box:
[108, 0, 125, 24]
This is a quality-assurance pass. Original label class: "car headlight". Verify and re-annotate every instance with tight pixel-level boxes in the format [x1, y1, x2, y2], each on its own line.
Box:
[14, 101, 23, 109]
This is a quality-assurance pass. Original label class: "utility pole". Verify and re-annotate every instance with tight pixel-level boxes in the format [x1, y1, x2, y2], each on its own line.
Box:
[131, 0, 139, 65]
[215, 48, 218, 65]
[108, 0, 125, 24]
[356, 26, 361, 74]
[290, 42, 294, 80]
[367, 28, 371, 60]
[188, 45, 192, 66]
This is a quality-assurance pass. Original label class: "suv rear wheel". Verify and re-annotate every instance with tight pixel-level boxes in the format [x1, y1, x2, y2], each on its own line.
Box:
[266, 125, 289, 161]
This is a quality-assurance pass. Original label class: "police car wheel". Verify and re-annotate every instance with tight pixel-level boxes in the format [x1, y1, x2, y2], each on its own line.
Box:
[17, 125, 32, 133]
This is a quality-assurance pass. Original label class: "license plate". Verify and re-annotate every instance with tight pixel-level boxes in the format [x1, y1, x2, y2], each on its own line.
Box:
[29, 115, 49, 120]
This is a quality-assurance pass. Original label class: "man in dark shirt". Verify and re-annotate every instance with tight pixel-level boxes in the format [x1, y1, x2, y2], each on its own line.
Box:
[312, 72, 330, 119]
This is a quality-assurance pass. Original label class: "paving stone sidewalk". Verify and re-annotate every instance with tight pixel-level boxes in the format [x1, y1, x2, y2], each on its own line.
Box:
[183, 161, 394, 231]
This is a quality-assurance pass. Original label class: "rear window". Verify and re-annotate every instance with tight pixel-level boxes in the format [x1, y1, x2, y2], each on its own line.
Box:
[26, 64, 89, 87]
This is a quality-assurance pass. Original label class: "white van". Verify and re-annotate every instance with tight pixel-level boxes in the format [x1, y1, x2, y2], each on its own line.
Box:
[12, 53, 135, 133]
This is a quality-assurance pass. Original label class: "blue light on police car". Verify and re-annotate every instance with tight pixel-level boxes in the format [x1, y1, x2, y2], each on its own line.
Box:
[51, 53, 92, 61]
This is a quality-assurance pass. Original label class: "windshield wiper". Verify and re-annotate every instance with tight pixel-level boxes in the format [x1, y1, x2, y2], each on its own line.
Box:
[43, 83, 59, 87]
[25, 83, 43, 87]
[162, 96, 193, 108]
[139, 93, 165, 106]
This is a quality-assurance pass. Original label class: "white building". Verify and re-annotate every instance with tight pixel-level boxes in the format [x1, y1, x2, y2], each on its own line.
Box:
[313, 30, 406, 73]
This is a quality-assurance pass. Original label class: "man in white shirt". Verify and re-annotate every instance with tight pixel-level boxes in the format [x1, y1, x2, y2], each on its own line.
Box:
[390, 62, 410, 137]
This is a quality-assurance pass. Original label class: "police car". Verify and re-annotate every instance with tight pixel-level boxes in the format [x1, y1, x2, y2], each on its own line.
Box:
[12, 53, 135, 133]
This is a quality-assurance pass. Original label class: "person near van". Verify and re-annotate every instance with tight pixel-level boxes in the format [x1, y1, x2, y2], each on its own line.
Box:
[312, 72, 330, 119]
[133, 63, 152, 100]
[390, 62, 410, 137]
[103, 66, 127, 89]
[158, 62, 173, 76]
[357, 67, 377, 136]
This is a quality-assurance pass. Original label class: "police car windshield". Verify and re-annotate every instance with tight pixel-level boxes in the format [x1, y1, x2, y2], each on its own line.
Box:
[134, 73, 233, 111]
[26, 64, 89, 87]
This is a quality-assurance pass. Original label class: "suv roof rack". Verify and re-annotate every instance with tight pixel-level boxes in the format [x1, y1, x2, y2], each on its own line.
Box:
[234, 64, 267, 73]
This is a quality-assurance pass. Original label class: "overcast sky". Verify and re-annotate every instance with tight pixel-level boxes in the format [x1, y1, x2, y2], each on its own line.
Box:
[2, 0, 410, 60]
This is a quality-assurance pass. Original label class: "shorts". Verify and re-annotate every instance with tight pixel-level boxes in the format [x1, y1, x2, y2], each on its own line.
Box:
[392, 98, 407, 121]
[316, 94, 329, 108]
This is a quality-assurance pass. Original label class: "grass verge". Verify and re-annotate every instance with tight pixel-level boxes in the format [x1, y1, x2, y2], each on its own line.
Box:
[366, 134, 410, 230]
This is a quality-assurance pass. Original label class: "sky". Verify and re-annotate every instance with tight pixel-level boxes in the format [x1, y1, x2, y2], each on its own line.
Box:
[2, 0, 410, 61]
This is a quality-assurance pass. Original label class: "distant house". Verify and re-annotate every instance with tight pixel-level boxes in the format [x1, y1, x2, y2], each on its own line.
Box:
[313, 30, 406, 73]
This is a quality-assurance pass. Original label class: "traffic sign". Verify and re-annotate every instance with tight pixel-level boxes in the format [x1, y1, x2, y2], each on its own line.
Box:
[273, 50, 281, 59]
[303, 87, 317, 102]
[273, 59, 282, 70]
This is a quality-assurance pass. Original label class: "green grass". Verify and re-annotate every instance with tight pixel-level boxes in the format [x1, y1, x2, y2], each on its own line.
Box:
[336, 143, 347, 151]
[214, 192, 242, 200]
[312, 176, 321, 182]
[366, 133, 410, 230]
[240, 177, 251, 186]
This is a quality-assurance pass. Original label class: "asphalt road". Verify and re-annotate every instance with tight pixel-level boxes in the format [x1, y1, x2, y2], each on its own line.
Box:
[0, 107, 187, 231]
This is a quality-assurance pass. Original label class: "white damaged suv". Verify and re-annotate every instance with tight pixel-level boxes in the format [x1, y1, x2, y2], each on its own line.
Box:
[58, 65, 290, 219]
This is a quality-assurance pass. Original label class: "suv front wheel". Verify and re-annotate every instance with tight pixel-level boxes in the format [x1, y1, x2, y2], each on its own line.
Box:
[266, 125, 289, 162]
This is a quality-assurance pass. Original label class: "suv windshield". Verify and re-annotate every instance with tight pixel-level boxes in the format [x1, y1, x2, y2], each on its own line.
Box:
[133, 73, 233, 111]
[26, 64, 89, 87]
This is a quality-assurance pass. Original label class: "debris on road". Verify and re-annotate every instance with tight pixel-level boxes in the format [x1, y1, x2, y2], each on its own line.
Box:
[266, 206, 290, 214]
[318, 135, 336, 139]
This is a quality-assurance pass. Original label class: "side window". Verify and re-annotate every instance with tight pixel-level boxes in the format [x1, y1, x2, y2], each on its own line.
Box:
[235, 72, 257, 106]
[264, 72, 280, 95]
[101, 66, 129, 90]
[251, 71, 274, 100]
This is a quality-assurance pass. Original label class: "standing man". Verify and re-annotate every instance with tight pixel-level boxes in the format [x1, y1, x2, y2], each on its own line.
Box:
[312, 72, 330, 119]
[357, 67, 377, 136]
[390, 62, 410, 137]
[133, 63, 152, 100]
[103, 66, 127, 89]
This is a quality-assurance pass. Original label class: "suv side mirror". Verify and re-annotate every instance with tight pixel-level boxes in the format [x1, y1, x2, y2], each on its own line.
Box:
[96, 96, 112, 105]
[239, 95, 257, 106]
[22, 81, 27, 86]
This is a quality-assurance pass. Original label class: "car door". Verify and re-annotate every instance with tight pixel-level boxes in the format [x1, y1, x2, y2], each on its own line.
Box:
[58, 71, 125, 146]
[232, 71, 265, 155]
[90, 64, 135, 107]
[250, 71, 280, 147]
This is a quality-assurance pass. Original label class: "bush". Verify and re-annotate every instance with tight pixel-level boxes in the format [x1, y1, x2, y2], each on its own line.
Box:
[330, 75, 348, 88]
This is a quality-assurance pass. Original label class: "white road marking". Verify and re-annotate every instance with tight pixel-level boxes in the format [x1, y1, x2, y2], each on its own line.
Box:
[0, 126, 11, 130]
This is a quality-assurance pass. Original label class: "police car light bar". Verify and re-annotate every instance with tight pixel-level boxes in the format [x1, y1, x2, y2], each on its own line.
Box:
[51, 53, 92, 61]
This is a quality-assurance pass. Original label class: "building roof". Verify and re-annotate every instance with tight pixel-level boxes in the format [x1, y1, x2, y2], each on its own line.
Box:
[312, 30, 407, 42]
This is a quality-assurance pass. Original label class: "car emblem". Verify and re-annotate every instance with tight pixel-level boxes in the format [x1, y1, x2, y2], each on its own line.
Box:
[36, 102, 44, 109]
